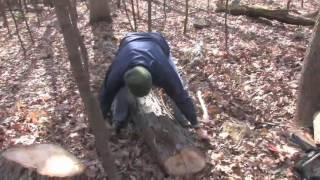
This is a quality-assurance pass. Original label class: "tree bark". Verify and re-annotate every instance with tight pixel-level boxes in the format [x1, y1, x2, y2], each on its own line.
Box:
[128, 92, 206, 176]
[130, 0, 137, 31]
[6, 0, 26, 56]
[183, 0, 188, 34]
[147, 0, 151, 32]
[216, 3, 315, 26]
[89, 0, 112, 23]
[123, 0, 134, 31]
[18, 0, 34, 44]
[296, 12, 320, 128]
[54, 1, 119, 179]
[136, 0, 140, 19]
[0, 0, 9, 32]
[0, 144, 88, 179]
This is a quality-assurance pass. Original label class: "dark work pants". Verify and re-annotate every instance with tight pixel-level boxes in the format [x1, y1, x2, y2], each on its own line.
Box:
[111, 87, 130, 126]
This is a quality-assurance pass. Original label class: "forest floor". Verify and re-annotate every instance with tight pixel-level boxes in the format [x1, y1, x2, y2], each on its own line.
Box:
[0, 0, 319, 179]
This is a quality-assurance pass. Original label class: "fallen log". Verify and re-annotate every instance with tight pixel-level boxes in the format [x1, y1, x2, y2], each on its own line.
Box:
[215, 3, 315, 26]
[127, 91, 206, 176]
[0, 144, 88, 179]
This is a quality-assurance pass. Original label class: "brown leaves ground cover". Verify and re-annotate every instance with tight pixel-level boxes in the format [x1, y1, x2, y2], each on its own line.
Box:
[0, 0, 318, 179]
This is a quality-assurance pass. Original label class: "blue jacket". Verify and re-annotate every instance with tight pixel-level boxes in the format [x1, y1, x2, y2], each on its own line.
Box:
[99, 32, 197, 125]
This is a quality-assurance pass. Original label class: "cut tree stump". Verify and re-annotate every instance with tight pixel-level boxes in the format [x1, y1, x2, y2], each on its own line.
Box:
[0, 144, 88, 180]
[127, 91, 206, 176]
[215, 3, 315, 26]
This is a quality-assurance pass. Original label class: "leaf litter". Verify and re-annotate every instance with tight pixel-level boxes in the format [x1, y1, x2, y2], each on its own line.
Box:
[0, 0, 318, 179]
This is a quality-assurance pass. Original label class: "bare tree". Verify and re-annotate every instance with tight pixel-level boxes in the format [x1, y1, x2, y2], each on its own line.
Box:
[136, 0, 140, 19]
[0, 0, 10, 35]
[123, 0, 134, 31]
[18, 0, 34, 44]
[43, 0, 53, 7]
[163, 0, 167, 28]
[6, 0, 26, 56]
[148, 0, 151, 32]
[287, 0, 291, 10]
[296, 11, 320, 128]
[183, 0, 189, 34]
[130, 0, 137, 31]
[54, 1, 119, 179]
[224, 0, 229, 55]
[31, 0, 41, 27]
[22, 0, 28, 12]
[89, 0, 112, 23]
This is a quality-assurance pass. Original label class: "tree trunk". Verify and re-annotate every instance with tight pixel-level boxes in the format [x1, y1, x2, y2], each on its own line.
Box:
[123, 0, 134, 31]
[18, 0, 34, 44]
[0, 144, 88, 179]
[128, 92, 206, 176]
[130, 0, 137, 31]
[224, 0, 229, 55]
[0, 0, 9, 31]
[183, 0, 188, 34]
[216, 3, 315, 26]
[286, 0, 291, 10]
[89, 0, 112, 23]
[43, 0, 53, 7]
[147, 0, 151, 32]
[136, 0, 140, 19]
[296, 12, 320, 128]
[54, 1, 119, 179]
[6, 0, 26, 56]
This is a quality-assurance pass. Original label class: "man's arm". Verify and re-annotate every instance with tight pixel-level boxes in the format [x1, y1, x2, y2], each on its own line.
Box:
[99, 67, 123, 119]
[162, 68, 198, 126]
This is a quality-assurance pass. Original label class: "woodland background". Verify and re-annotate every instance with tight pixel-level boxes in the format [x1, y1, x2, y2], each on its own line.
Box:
[0, 0, 319, 179]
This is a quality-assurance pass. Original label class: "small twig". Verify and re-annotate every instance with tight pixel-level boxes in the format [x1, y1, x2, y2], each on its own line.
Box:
[197, 90, 209, 122]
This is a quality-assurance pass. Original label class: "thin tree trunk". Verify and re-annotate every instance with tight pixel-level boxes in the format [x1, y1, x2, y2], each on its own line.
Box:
[54, 1, 119, 179]
[148, 0, 151, 32]
[163, 0, 166, 28]
[183, 0, 189, 34]
[23, 0, 28, 12]
[296, 9, 320, 128]
[6, 0, 26, 56]
[117, 0, 121, 8]
[287, 0, 291, 10]
[31, 0, 41, 27]
[0, 0, 10, 35]
[136, 0, 140, 19]
[207, 0, 210, 12]
[130, 0, 137, 31]
[123, 0, 134, 31]
[89, 0, 112, 23]
[18, 0, 34, 44]
[224, 0, 229, 55]
[66, 0, 89, 77]
[301, 0, 303, 8]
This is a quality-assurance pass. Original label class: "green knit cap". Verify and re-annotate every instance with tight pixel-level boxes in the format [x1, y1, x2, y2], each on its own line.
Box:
[124, 66, 152, 97]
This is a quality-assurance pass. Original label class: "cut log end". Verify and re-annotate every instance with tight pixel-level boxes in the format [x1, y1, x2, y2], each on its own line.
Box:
[0, 144, 88, 179]
[164, 147, 206, 176]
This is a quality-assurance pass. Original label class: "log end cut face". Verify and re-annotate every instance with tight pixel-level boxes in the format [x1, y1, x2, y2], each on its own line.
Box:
[2, 144, 85, 177]
[164, 147, 206, 176]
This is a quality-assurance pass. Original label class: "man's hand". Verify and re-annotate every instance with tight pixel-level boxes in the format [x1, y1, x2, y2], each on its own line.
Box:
[192, 123, 210, 141]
